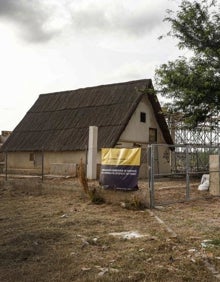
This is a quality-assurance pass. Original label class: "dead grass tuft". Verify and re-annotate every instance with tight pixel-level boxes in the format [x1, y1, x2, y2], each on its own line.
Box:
[77, 159, 105, 204]
[77, 159, 89, 194]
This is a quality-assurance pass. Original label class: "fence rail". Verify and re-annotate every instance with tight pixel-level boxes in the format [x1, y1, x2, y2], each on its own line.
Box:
[2, 145, 220, 208]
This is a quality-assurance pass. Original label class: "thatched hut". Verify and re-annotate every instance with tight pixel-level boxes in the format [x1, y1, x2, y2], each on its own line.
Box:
[1, 79, 173, 177]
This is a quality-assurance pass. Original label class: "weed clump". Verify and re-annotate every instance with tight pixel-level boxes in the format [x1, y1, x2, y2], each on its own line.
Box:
[77, 159, 105, 204]
[121, 194, 148, 210]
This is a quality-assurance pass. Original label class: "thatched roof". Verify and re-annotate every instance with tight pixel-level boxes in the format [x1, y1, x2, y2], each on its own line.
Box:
[2, 79, 173, 152]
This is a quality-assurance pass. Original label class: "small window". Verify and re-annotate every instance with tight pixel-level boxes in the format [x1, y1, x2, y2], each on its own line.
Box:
[140, 112, 146, 123]
[29, 153, 35, 161]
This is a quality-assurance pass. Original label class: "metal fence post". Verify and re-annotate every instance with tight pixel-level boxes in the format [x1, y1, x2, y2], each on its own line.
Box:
[5, 151, 8, 181]
[149, 144, 155, 208]
[41, 149, 44, 182]
[185, 145, 190, 200]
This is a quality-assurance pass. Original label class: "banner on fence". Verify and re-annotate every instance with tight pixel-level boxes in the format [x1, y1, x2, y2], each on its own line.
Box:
[99, 148, 141, 190]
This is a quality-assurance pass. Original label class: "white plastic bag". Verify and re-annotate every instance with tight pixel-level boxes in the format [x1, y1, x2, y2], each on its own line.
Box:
[198, 174, 209, 191]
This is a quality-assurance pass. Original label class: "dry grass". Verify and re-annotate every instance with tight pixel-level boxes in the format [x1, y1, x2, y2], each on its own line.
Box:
[0, 177, 220, 281]
[77, 159, 105, 205]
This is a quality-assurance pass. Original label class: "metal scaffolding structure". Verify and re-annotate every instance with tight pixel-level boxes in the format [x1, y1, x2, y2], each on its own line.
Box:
[166, 113, 220, 146]
[165, 113, 220, 173]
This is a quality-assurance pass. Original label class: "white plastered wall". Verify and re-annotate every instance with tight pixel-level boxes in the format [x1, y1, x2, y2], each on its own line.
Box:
[6, 151, 87, 174]
[118, 96, 167, 144]
[116, 96, 171, 176]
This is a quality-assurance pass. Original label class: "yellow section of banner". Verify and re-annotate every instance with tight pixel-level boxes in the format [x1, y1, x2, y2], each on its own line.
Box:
[101, 148, 141, 166]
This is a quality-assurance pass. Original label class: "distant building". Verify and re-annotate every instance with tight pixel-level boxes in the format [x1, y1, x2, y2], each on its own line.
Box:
[0, 131, 11, 146]
[0, 131, 11, 165]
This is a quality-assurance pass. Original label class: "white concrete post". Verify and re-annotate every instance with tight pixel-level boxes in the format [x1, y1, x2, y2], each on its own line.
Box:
[209, 155, 220, 196]
[87, 126, 98, 179]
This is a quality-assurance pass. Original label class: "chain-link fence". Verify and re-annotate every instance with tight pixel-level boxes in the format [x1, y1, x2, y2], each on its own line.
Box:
[148, 144, 220, 208]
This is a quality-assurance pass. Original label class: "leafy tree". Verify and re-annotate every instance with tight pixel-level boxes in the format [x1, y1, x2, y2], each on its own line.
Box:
[155, 0, 220, 127]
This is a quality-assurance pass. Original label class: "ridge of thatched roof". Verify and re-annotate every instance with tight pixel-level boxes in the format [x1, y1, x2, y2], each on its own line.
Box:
[2, 79, 173, 152]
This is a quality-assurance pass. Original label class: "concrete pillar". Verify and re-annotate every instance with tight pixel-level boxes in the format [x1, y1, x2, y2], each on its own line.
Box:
[87, 126, 98, 180]
[209, 155, 220, 196]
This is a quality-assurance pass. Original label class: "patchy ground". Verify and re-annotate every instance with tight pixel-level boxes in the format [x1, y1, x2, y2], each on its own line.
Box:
[0, 177, 220, 282]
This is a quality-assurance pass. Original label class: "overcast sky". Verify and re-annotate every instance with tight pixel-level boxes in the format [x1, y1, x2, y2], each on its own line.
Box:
[0, 0, 185, 131]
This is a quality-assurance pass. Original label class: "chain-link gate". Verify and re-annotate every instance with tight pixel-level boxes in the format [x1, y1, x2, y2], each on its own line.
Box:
[148, 144, 220, 208]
